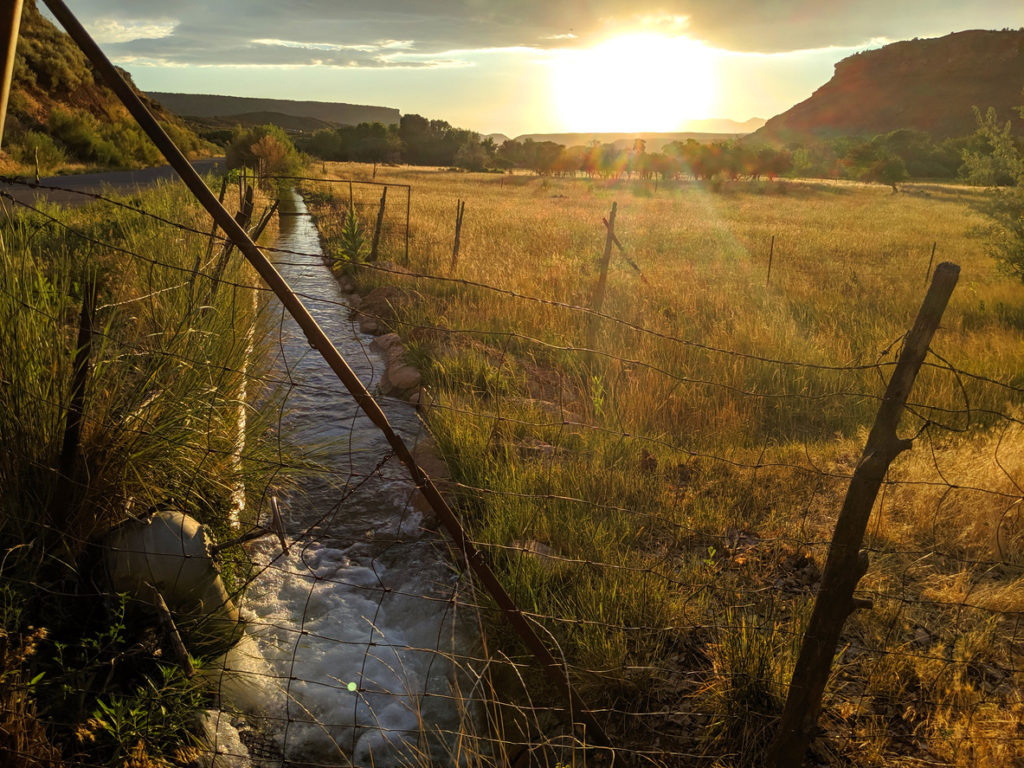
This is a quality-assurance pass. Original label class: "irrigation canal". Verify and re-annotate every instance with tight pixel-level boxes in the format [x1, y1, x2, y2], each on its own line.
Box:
[215, 189, 472, 766]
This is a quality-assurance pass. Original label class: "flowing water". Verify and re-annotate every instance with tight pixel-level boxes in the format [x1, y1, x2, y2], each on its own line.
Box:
[212, 190, 472, 767]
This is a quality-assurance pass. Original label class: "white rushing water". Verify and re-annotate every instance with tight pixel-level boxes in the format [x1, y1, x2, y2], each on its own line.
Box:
[208, 190, 474, 767]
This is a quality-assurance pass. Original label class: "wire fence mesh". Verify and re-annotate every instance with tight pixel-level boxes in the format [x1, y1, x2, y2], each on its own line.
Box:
[1, 170, 1022, 768]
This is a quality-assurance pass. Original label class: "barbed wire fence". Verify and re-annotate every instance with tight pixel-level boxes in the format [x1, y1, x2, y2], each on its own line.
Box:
[0, 3, 1020, 765]
[2, 161, 1023, 768]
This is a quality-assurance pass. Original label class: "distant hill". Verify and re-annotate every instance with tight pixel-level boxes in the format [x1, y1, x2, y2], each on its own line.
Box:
[511, 130, 758, 152]
[484, 133, 511, 145]
[751, 29, 1024, 145]
[149, 93, 400, 129]
[184, 111, 338, 137]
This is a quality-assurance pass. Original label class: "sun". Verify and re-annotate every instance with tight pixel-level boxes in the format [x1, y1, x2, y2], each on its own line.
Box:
[550, 33, 714, 133]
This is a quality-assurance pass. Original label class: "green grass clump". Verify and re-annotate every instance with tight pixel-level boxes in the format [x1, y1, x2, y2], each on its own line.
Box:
[0, 179, 286, 765]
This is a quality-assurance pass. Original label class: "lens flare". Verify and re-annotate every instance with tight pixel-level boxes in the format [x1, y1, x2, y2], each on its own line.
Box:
[550, 33, 715, 132]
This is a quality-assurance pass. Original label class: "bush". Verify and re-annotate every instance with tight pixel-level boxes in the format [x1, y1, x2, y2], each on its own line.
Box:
[15, 131, 66, 173]
[226, 124, 304, 181]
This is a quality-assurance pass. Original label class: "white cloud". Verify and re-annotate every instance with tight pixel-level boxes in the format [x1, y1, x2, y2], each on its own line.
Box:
[89, 17, 176, 43]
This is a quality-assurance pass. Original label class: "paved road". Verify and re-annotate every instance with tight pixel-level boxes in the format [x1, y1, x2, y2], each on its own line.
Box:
[0, 156, 224, 208]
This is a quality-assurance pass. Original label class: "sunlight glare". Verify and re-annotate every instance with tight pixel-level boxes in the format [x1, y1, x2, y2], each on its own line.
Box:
[550, 34, 714, 133]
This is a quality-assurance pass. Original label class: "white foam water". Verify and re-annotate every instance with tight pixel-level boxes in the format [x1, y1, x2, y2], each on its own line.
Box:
[207, 190, 474, 767]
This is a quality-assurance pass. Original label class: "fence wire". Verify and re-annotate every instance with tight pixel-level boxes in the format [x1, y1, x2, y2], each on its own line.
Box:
[1, 173, 1022, 768]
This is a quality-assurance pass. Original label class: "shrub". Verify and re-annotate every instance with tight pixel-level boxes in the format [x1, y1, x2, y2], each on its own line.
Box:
[15, 131, 66, 173]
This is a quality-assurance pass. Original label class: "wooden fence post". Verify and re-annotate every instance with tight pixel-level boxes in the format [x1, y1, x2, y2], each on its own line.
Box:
[769, 262, 961, 767]
[50, 278, 97, 527]
[586, 201, 617, 356]
[370, 186, 387, 262]
[0, 0, 24, 150]
[404, 186, 411, 266]
[450, 198, 465, 272]
[924, 241, 936, 286]
[603, 213, 648, 284]
[766, 235, 775, 288]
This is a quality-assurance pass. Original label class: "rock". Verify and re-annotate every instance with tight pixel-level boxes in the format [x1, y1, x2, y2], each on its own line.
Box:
[413, 437, 449, 482]
[388, 365, 421, 392]
[370, 333, 405, 364]
[358, 316, 380, 335]
[337, 275, 356, 293]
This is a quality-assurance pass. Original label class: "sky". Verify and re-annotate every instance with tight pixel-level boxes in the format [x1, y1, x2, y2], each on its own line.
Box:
[41, 0, 1024, 137]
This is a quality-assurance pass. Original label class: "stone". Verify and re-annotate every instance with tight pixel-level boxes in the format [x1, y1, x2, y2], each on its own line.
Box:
[388, 365, 421, 391]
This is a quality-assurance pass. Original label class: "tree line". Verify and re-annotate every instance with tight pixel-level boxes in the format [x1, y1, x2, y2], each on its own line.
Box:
[291, 112, 1022, 189]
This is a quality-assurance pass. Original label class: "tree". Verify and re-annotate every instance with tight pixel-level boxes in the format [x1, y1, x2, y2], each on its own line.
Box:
[226, 124, 304, 184]
[960, 106, 1023, 186]
[970, 96, 1024, 280]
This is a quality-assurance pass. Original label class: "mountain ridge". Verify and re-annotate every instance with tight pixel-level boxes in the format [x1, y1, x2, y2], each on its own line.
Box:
[148, 92, 400, 128]
[751, 29, 1024, 144]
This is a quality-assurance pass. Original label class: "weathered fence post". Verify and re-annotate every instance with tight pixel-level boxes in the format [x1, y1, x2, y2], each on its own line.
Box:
[603, 213, 648, 285]
[404, 186, 411, 266]
[51, 278, 97, 527]
[450, 198, 465, 271]
[0, 0, 24, 150]
[586, 201, 617, 356]
[924, 241, 936, 286]
[370, 186, 387, 262]
[766, 235, 775, 287]
[769, 262, 961, 767]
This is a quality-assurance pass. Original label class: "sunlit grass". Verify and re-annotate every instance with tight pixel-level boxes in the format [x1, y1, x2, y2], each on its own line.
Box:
[309, 165, 1024, 765]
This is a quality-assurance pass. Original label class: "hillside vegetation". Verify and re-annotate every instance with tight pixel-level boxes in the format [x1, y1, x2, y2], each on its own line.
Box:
[2, 0, 209, 174]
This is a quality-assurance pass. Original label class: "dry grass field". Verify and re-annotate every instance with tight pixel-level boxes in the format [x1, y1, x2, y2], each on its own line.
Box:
[303, 162, 1024, 766]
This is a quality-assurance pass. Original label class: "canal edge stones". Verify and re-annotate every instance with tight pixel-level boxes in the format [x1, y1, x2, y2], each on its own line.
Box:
[333, 263, 450, 528]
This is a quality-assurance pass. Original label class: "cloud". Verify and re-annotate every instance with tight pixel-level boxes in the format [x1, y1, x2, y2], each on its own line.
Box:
[59, 0, 1024, 68]
[86, 17, 176, 44]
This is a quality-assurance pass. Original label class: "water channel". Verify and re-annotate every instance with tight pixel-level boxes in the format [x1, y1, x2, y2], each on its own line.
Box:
[213, 190, 472, 767]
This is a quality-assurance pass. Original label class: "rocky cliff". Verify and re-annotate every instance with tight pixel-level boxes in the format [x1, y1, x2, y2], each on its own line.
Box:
[751, 29, 1024, 144]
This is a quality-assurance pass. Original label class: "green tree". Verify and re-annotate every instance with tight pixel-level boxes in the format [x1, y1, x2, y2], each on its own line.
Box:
[960, 106, 1023, 186]
[225, 124, 303, 182]
[970, 98, 1024, 280]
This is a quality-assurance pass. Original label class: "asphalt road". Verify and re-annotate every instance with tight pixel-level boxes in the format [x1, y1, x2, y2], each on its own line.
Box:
[0, 156, 224, 208]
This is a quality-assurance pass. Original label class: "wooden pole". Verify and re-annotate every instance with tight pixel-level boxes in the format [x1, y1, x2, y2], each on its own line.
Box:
[766, 235, 775, 288]
[586, 201, 617, 355]
[924, 241, 936, 286]
[602, 215, 648, 285]
[0, 0, 23, 151]
[370, 185, 386, 262]
[450, 198, 465, 272]
[51, 278, 97, 527]
[769, 262, 960, 767]
[404, 186, 411, 265]
[41, 0, 609, 745]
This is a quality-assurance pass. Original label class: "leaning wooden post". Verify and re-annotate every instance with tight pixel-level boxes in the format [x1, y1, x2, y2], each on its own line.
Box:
[924, 241, 936, 286]
[586, 201, 617, 357]
[450, 198, 465, 272]
[0, 0, 24, 150]
[766, 235, 775, 287]
[769, 262, 960, 767]
[43, 1, 610, 744]
[370, 185, 387, 262]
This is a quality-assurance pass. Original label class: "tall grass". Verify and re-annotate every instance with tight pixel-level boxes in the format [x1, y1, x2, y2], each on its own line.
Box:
[309, 165, 1024, 765]
[0, 179, 286, 765]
